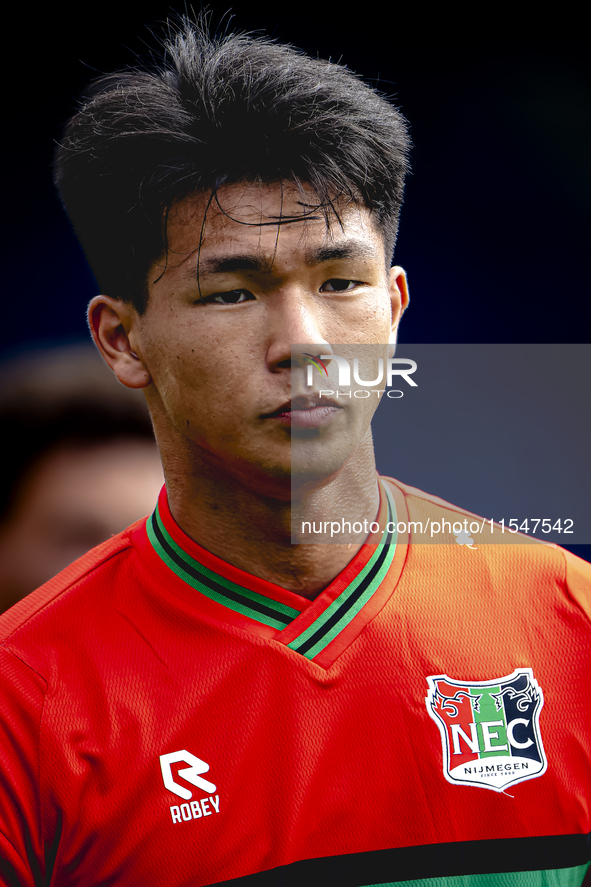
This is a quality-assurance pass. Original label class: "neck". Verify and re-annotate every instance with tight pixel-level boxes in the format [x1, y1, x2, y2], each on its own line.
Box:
[161, 434, 380, 600]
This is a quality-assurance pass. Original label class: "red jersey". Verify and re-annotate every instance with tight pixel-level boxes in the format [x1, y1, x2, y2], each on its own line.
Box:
[1, 476, 590, 886]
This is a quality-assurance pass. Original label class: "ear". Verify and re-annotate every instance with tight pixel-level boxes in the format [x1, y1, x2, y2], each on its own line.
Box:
[88, 296, 152, 389]
[387, 266, 409, 356]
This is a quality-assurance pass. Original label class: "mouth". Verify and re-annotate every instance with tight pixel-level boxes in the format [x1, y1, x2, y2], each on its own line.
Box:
[263, 395, 343, 428]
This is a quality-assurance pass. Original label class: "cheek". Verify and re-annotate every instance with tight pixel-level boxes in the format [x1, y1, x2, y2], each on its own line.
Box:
[142, 324, 253, 428]
[346, 293, 393, 343]
[140, 312, 206, 388]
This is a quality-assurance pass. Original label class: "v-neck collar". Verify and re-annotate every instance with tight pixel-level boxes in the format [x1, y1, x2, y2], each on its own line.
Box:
[134, 476, 408, 669]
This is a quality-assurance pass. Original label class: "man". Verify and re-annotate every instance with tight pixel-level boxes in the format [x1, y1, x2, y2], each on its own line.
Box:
[0, 345, 163, 614]
[1, 18, 589, 887]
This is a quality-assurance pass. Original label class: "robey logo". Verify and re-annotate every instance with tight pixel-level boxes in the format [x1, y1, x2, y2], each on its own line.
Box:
[160, 749, 221, 824]
[160, 750, 216, 799]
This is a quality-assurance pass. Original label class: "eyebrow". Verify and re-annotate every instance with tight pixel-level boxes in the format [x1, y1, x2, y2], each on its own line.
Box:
[185, 241, 379, 279]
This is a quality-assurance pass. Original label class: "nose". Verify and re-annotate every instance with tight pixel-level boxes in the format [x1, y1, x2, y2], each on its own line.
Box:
[265, 291, 332, 373]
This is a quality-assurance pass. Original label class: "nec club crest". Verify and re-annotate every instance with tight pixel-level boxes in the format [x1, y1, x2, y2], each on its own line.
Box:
[426, 668, 546, 791]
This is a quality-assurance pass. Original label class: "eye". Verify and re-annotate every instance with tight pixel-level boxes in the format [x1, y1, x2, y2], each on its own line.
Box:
[319, 279, 361, 292]
[204, 289, 254, 305]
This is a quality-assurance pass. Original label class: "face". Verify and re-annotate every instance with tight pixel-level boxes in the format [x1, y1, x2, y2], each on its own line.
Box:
[125, 183, 408, 495]
[0, 440, 164, 613]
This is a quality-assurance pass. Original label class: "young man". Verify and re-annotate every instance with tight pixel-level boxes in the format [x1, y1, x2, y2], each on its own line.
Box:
[0, 345, 163, 614]
[1, 19, 590, 887]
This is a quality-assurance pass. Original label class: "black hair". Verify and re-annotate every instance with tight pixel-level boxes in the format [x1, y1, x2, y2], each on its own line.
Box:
[54, 16, 411, 312]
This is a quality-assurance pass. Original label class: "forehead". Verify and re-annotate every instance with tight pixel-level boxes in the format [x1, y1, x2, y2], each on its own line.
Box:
[162, 182, 386, 267]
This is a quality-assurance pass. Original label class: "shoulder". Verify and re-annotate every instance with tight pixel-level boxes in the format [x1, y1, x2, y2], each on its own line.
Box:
[382, 474, 591, 616]
[384, 475, 508, 527]
[0, 523, 149, 884]
[0, 518, 146, 676]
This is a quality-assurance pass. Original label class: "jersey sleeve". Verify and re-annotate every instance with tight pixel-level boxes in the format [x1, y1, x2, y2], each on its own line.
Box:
[0, 645, 47, 887]
[563, 548, 591, 622]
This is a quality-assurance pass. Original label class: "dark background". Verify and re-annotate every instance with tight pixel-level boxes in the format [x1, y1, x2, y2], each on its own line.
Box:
[3, 4, 589, 555]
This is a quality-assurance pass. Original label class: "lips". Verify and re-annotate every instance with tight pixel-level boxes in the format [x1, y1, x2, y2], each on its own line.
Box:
[263, 395, 343, 428]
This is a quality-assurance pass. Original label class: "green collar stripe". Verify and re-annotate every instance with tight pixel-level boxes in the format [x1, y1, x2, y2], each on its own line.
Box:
[363, 864, 591, 887]
[148, 509, 299, 629]
[295, 533, 396, 661]
[288, 485, 397, 658]
[147, 484, 396, 650]
[152, 508, 298, 618]
[148, 512, 294, 629]
[286, 538, 389, 654]
[154, 507, 300, 619]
